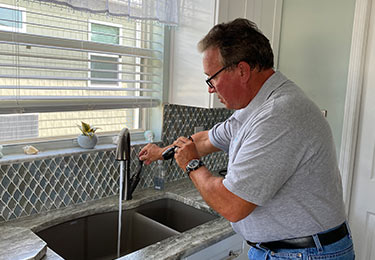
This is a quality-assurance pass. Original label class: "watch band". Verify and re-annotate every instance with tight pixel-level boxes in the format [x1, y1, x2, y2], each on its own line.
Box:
[185, 159, 204, 177]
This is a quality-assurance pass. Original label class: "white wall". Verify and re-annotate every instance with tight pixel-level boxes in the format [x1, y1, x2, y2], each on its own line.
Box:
[278, 0, 356, 155]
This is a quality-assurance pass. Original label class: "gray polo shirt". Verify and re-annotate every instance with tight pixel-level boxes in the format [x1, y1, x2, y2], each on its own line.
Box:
[209, 71, 346, 242]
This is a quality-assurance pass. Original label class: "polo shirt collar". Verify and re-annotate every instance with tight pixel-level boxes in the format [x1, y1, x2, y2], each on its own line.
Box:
[233, 71, 288, 123]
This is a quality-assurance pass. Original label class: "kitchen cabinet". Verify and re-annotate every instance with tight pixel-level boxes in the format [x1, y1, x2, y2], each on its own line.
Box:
[183, 233, 249, 260]
[169, 0, 283, 108]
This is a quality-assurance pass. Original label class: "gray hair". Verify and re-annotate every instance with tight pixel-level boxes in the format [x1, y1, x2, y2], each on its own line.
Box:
[198, 18, 274, 71]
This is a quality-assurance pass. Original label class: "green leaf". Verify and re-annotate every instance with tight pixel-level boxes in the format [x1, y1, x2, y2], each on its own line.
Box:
[78, 121, 100, 135]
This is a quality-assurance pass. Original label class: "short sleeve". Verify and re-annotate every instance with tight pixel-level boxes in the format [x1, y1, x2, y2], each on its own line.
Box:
[208, 115, 236, 153]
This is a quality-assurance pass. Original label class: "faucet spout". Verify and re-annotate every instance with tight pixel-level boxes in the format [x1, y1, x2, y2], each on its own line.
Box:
[115, 128, 143, 200]
[115, 128, 130, 161]
[115, 128, 131, 200]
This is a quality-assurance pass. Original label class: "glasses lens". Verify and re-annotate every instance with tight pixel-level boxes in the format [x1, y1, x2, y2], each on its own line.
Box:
[206, 79, 214, 88]
[205, 66, 227, 89]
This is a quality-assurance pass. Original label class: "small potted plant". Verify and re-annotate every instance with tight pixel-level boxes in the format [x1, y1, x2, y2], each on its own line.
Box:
[77, 121, 99, 149]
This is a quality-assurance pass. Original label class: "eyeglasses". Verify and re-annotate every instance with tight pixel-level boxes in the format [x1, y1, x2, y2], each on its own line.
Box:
[205, 66, 228, 89]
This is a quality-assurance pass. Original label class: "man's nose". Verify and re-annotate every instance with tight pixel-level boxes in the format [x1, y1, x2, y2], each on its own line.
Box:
[208, 86, 216, 93]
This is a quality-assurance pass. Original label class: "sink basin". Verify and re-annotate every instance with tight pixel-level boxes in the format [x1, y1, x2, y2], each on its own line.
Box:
[36, 198, 218, 260]
[136, 198, 217, 232]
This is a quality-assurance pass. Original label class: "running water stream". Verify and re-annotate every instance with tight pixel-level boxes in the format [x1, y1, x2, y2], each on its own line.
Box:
[117, 161, 125, 258]
[115, 128, 148, 258]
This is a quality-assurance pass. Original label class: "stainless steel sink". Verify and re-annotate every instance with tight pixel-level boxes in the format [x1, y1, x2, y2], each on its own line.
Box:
[36, 198, 218, 260]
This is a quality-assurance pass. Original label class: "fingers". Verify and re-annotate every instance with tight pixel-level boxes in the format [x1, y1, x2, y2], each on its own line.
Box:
[172, 136, 200, 170]
[138, 143, 152, 156]
[139, 154, 148, 161]
[143, 160, 152, 165]
[138, 143, 161, 163]
[138, 144, 150, 161]
[138, 136, 194, 168]
[173, 136, 193, 148]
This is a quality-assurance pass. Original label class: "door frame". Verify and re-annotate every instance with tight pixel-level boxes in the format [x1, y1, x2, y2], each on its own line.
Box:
[339, 0, 372, 215]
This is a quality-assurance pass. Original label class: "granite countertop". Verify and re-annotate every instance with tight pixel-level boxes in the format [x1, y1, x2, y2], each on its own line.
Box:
[0, 178, 234, 260]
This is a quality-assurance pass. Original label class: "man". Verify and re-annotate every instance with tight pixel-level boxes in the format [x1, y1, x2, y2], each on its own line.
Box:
[139, 18, 354, 259]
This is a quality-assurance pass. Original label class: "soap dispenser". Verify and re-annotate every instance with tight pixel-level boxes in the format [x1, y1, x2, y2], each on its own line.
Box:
[154, 160, 166, 190]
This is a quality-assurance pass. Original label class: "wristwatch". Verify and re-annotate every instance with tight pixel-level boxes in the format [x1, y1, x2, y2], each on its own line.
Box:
[185, 159, 204, 176]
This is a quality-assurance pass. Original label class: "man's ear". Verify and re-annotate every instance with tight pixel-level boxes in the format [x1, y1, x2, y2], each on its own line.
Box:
[238, 61, 251, 82]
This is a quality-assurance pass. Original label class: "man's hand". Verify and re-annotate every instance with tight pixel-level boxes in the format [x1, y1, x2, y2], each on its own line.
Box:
[173, 136, 200, 170]
[138, 143, 163, 165]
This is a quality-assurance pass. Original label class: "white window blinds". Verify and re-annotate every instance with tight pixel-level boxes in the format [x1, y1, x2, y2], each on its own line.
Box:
[0, 1, 164, 114]
[0, 0, 167, 142]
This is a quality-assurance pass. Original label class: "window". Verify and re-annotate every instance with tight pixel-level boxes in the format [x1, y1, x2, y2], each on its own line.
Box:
[90, 55, 120, 85]
[90, 22, 121, 87]
[0, 4, 26, 32]
[0, 0, 165, 144]
[91, 23, 120, 44]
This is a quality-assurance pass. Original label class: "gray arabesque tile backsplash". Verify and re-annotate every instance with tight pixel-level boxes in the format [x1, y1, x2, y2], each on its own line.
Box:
[0, 104, 232, 222]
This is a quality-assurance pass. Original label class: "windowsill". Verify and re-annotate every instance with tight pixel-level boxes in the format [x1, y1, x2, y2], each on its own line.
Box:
[0, 138, 158, 165]
[0, 144, 116, 164]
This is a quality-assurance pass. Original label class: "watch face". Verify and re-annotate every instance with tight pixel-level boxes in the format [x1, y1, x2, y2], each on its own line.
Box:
[189, 159, 199, 168]
[187, 159, 202, 172]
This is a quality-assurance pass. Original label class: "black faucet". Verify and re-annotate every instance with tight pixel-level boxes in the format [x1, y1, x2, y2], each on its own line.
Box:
[115, 128, 143, 200]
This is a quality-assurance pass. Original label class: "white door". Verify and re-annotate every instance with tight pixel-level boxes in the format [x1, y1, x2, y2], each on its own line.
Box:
[348, 2, 375, 259]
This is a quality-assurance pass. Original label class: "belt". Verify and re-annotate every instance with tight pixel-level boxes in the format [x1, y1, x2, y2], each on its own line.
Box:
[247, 223, 348, 250]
